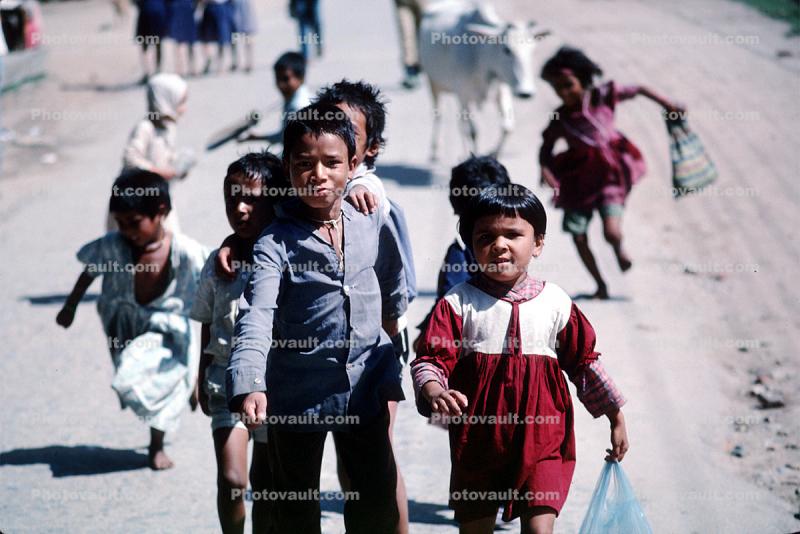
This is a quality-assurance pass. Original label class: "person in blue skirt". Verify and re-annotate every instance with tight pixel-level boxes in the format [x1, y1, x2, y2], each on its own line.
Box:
[199, 0, 234, 74]
[166, 0, 198, 76]
[136, 0, 168, 82]
[230, 0, 257, 73]
[289, 0, 322, 60]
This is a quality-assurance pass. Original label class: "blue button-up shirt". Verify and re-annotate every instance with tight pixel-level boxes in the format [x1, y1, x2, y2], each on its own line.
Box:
[226, 198, 407, 430]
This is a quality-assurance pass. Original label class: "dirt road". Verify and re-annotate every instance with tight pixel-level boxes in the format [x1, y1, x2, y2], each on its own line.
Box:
[1, 0, 798, 532]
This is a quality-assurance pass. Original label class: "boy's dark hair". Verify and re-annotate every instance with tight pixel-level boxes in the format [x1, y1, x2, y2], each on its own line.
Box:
[315, 79, 386, 167]
[458, 183, 547, 249]
[449, 155, 511, 216]
[274, 51, 306, 79]
[225, 151, 290, 196]
[109, 169, 171, 217]
[541, 46, 603, 89]
[282, 103, 356, 163]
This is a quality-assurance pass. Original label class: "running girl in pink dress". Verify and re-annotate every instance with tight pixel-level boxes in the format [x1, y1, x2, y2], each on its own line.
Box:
[411, 184, 629, 534]
[539, 46, 684, 298]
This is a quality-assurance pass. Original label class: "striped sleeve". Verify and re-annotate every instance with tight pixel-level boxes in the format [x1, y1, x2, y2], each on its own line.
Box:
[556, 303, 626, 418]
[409, 296, 463, 417]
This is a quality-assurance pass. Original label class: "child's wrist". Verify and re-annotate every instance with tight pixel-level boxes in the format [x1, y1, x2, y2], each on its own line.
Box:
[606, 408, 624, 425]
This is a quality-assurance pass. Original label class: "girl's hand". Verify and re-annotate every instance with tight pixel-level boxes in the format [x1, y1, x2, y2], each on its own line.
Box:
[56, 304, 76, 328]
[662, 101, 687, 115]
[423, 382, 468, 415]
[605, 409, 629, 462]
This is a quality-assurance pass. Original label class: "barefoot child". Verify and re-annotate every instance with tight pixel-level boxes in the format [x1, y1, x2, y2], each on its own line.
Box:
[227, 103, 407, 533]
[57, 170, 208, 470]
[315, 79, 416, 534]
[539, 46, 683, 298]
[190, 152, 288, 533]
[411, 184, 629, 533]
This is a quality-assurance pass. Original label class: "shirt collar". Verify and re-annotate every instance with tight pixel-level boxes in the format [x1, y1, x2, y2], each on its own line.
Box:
[470, 272, 545, 302]
[353, 163, 376, 180]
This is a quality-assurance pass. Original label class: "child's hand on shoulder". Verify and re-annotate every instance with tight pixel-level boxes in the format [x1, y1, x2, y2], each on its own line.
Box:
[56, 304, 76, 328]
[346, 185, 378, 214]
[422, 381, 468, 416]
[605, 408, 629, 462]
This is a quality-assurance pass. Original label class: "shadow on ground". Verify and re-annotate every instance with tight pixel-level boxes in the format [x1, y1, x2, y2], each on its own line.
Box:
[320, 497, 455, 526]
[21, 293, 100, 305]
[379, 164, 436, 187]
[0, 445, 149, 477]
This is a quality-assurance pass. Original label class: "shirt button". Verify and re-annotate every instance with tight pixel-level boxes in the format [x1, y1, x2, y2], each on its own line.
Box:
[343, 285, 350, 295]
[346, 363, 353, 370]
[254, 378, 262, 384]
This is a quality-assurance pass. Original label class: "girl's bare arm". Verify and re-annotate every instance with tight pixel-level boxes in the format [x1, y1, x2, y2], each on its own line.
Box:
[56, 270, 95, 328]
[637, 86, 684, 112]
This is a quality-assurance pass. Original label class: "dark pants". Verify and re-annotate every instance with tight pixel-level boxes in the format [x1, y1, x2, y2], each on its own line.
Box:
[266, 407, 398, 534]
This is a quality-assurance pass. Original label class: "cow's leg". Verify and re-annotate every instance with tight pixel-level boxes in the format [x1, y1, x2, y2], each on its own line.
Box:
[429, 82, 443, 162]
[493, 83, 515, 157]
[458, 97, 478, 157]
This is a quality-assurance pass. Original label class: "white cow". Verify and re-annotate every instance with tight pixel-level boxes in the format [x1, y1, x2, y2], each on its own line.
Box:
[419, 0, 549, 160]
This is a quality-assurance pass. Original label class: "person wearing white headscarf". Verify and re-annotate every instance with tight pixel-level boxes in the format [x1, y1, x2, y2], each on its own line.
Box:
[123, 73, 188, 177]
[111, 74, 191, 231]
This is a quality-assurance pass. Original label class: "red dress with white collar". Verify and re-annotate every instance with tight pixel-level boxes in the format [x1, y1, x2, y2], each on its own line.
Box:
[411, 275, 625, 522]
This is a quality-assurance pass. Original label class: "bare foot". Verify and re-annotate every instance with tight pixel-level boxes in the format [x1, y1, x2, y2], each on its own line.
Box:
[148, 448, 174, 470]
[617, 252, 633, 272]
[593, 285, 610, 300]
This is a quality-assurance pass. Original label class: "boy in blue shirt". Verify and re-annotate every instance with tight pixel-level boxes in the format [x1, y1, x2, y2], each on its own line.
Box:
[227, 103, 406, 534]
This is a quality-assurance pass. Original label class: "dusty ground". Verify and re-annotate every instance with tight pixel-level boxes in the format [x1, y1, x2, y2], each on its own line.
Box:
[0, 0, 798, 532]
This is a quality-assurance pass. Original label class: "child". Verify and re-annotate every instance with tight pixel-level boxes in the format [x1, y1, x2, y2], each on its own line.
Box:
[135, 0, 167, 82]
[539, 46, 683, 299]
[199, 0, 234, 74]
[123, 73, 191, 181]
[315, 79, 416, 534]
[118, 73, 193, 231]
[413, 155, 511, 355]
[57, 170, 208, 470]
[190, 152, 287, 533]
[411, 183, 629, 533]
[289, 0, 322, 59]
[226, 103, 407, 533]
[166, 0, 197, 76]
[239, 51, 311, 145]
[438, 155, 511, 299]
[230, 0, 257, 73]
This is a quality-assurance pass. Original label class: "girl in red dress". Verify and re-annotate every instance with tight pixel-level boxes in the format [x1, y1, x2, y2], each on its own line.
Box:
[411, 184, 629, 534]
[539, 46, 684, 299]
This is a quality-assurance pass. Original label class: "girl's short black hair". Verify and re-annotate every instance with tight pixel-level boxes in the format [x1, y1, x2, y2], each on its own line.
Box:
[273, 51, 306, 79]
[458, 183, 547, 249]
[109, 169, 171, 217]
[541, 46, 603, 89]
[225, 151, 290, 193]
[315, 79, 386, 167]
[282, 103, 356, 163]
[449, 155, 511, 216]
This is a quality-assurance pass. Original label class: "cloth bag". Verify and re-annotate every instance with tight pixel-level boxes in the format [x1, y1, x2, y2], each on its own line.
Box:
[667, 118, 718, 197]
[578, 461, 653, 534]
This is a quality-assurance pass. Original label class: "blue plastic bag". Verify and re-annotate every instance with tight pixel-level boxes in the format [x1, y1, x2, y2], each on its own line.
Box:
[578, 461, 653, 534]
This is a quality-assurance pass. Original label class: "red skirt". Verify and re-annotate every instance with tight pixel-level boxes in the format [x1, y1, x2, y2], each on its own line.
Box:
[447, 352, 575, 522]
[551, 135, 646, 211]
